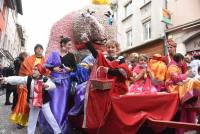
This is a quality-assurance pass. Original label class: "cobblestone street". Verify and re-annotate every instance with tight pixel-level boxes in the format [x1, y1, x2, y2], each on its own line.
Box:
[0, 91, 40, 134]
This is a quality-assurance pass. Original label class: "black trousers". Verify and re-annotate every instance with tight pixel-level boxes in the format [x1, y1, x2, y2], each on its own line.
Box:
[5, 84, 13, 103]
[4, 84, 18, 108]
[12, 86, 18, 110]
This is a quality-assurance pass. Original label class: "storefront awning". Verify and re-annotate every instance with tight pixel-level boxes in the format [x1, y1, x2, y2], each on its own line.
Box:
[120, 38, 164, 57]
[6, 0, 23, 15]
[0, 48, 14, 61]
[15, 0, 23, 15]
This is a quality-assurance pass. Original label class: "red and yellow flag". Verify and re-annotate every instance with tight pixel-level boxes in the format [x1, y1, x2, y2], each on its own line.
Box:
[91, 0, 110, 5]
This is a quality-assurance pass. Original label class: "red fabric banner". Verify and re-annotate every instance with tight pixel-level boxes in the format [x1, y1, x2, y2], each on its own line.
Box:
[84, 92, 179, 134]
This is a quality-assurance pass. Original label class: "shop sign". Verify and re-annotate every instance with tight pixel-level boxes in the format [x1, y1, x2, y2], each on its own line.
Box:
[161, 8, 172, 25]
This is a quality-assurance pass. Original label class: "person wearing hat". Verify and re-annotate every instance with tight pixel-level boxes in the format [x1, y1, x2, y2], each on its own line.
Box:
[0, 64, 61, 134]
[163, 39, 177, 65]
[10, 44, 48, 129]
[164, 39, 188, 74]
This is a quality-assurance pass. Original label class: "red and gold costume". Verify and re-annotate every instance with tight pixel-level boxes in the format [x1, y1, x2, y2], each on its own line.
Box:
[10, 55, 46, 126]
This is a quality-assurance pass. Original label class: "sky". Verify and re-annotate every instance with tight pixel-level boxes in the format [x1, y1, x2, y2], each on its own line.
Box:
[18, 0, 91, 54]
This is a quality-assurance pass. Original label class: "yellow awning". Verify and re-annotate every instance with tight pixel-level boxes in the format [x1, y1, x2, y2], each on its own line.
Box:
[91, 0, 110, 5]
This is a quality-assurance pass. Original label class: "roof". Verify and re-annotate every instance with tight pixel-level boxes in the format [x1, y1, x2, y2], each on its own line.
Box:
[0, 48, 14, 61]
[165, 19, 200, 33]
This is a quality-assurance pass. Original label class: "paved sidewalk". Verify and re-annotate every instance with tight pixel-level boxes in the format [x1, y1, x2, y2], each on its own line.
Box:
[0, 89, 5, 96]
[0, 94, 40, 134]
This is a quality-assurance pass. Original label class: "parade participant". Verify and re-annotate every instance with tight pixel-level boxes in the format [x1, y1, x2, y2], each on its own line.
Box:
[82, 33, 131, 95]
[68, 54, 95, 117]
[14, 52, 28, 75]
[148, 54, 167, 91]
[165, 53, 200, 134]
[40, 36, 76, 134]
[10, 44, 47, 129]
[127, 53, 139, 71]
[164, 39, 187, 73]
[164, 39, 177, 64]
[12, 52, 28, 110]
[81, 33, 131, 131]
[165, 53, 200, 99]
[67, 54, 95, 134]
[0, 64, 61, 134]
[184, 53, 193, 65]
[129, 54, 157, 93]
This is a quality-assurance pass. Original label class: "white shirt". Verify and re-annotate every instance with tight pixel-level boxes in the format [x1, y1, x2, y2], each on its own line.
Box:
[4, 76, 56, 103]
[189, 59, 200, 78]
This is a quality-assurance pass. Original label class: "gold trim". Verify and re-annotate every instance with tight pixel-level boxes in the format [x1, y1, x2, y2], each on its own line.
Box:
[10, 113, 28, 126]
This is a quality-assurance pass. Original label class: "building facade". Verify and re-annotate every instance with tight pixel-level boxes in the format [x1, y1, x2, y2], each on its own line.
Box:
[114, 0, 200, 57]
[114, 0, 166, 56]
[166, 0, 200, 57]
[0, 0, 25, 67]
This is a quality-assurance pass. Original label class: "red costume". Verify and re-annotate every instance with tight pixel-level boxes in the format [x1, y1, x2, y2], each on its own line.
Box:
[83, 52, 131, 129]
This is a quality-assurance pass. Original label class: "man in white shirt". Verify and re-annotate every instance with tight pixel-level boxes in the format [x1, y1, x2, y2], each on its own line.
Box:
[189, 57, 200, 78]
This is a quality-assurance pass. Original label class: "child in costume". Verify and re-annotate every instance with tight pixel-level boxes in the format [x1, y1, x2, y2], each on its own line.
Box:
[129, 54, 157, 93]
[0, 64, 61, 134]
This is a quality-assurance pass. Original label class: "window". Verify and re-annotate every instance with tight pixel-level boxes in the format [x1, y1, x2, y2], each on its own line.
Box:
[124, 1, 133, 18]
[140, 2, 151, 16]
[126, 29, 132, 47]
[143, 20, 151, 41]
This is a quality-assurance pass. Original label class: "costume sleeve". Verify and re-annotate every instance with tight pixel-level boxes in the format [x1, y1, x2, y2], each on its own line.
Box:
[108, 68, 122, 77]
[108, 68, 128, 79]
[70, 53, 77, 71]
[171, 73, 187, 83]
[181, 61, 188, 73]
[85, 41, 98, 58]
[44, 79, 56, 91]
[169, 65, 187, 83]
[4, 76, 28, 85]
[45, 51, 61, 69]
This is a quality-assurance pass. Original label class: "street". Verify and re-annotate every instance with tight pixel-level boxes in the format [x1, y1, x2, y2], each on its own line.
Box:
[0, 91, 40, 134]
